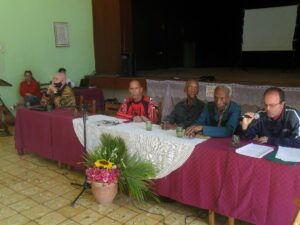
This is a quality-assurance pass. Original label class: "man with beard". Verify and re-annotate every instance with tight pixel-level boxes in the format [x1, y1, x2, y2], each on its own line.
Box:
[40, 72, 75, 108]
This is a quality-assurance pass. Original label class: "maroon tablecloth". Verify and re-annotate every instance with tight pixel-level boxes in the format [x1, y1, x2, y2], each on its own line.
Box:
[73, 87, 104, 111]
[14, 110, 300, 224]
[15, 108, 85, 169]
[154, 138, 300, 225]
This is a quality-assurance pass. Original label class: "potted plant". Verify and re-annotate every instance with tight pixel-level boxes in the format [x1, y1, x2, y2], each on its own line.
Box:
[84, 133, 158, 204]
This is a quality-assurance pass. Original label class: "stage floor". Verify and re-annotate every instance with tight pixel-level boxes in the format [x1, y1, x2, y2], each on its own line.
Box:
[134, 67, 300, 87]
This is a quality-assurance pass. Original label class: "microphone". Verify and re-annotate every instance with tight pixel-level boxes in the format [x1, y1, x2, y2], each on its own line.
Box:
[240, 113, 260, 120]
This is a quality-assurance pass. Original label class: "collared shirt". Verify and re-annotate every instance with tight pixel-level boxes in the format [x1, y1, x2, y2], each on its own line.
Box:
[193, 101, 241, 137]
[239, 105, 300, 147]
[166, 98, 205, 128]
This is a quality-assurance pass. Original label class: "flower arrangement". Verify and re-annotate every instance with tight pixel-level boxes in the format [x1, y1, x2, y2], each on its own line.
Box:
[84, 133, 158, 202]
[86, 159, 119, 184]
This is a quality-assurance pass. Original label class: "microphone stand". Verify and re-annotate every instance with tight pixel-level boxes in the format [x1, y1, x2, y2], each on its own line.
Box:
[71, 104, 91, 207]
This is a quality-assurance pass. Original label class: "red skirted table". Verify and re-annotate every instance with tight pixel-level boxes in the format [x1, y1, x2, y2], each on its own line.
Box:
[14, 109, 300, 225]
[15, 107, 85, 169]
[154, 138, 300, 225]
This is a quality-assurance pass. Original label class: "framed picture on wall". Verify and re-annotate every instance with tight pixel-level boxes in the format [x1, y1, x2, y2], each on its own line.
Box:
[53, 22, 69, 47]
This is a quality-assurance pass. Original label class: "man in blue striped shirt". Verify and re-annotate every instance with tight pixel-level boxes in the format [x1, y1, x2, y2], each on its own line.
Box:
[185, 85, 241, 137]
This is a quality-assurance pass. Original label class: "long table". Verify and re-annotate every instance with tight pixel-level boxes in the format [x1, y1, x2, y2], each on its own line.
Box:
[15, 107, 85, 169]
[154, 138, 300, 225]
[14, 108, 300, 225]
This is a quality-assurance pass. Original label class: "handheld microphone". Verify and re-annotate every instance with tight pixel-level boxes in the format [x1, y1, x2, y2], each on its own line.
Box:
[240, 113, 260, 120]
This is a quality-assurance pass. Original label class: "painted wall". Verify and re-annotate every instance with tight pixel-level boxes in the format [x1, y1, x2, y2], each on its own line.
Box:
[0, 0, 95, 108]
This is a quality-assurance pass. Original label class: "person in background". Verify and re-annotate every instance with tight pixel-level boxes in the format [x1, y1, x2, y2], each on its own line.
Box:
[40, 72, 75, 108]
[185, 84, 240, 137]
[19, 70, 41, 106]
[58, 67, 75, 88]
[117, 80, 157, 123]
[161, 79, 205, 129]
[239, 87, 300, 148]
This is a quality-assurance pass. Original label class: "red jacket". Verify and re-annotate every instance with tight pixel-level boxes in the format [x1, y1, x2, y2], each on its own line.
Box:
[117, 96, 158, 123]
[19, 80, 41, 98]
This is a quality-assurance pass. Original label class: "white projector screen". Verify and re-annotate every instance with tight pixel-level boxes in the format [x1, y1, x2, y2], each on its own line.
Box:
[242, 5, 298, 51]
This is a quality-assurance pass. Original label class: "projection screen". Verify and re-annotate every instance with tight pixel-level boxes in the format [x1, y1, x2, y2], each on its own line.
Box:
[242, 5, 298, 51]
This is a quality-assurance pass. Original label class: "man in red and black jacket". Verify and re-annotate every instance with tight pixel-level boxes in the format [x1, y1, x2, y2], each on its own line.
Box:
[117, 80, 157, 123]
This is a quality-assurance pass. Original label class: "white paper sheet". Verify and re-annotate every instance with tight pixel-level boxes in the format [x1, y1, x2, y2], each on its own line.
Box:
[276, 146, 300, 162]
[236, 143, 274, 158]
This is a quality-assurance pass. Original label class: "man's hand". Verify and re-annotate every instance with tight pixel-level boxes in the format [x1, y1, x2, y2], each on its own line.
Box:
[184, 125, 203, 137]
[241, 112, 255, 130]
[25, 93, 33, 96]
[254, 136, 268, 144]
[161, 121, 176, 130]
[47, 84, 57, 95]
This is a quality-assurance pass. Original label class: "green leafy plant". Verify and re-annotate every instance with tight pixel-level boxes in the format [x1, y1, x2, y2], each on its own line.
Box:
[84, 133, 158, 202]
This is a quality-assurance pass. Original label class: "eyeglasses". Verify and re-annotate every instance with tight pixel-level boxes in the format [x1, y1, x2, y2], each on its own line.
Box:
[263, 103, 282, 108]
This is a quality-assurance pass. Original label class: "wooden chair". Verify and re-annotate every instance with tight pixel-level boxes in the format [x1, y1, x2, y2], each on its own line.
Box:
[154, 101, 162, 124]
[208, 211, 235, 225]
[76, 95, 97, 113]
[292, 198, 300, 225]
[104, 102, 121, 116]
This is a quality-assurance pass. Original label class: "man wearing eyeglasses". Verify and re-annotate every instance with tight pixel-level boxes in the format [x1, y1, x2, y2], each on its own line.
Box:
[240, 87, 300, 148]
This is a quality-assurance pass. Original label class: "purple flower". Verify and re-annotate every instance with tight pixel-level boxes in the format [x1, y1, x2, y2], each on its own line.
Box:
[86, 167, 119, 184]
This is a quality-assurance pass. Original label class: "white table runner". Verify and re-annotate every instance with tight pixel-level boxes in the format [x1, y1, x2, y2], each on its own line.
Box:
[73, 115, 208, 179]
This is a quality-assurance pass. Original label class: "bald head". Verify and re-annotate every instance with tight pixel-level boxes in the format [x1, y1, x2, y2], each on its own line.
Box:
[184, 79, 199, 99]
[128, 80, 143, 102]
[52, 72, 66, 85]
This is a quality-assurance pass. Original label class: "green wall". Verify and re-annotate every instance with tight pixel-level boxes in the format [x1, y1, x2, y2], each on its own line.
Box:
[0, 0, 95, 108]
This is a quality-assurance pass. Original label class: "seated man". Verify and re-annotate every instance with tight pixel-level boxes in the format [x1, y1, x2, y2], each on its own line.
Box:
[161, 79, 205, 129]
[185, 84, 240, 137]
[40, 72, 75, 108]
[117, 80, 157, 123]
[239, 87, 300, 148]
[19, 70, 41, 106]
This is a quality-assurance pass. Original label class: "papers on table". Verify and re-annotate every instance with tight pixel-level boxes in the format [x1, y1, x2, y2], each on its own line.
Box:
[95, 120, 121, 126]
[276, 146, 300, 162]
[236, 143, 274, 158]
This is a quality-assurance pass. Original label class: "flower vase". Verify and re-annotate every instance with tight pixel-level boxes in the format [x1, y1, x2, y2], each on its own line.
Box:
[91, 182, 118, 204]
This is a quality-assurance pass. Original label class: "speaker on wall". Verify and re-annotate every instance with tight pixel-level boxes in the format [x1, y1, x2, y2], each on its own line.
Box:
[120, 52, 136, 76]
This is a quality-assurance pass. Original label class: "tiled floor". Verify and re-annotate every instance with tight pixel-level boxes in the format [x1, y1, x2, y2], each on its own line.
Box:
[0, 129, 252, 225]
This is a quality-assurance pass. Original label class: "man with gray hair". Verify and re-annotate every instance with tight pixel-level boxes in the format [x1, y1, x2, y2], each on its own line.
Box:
[185, 84, 240, 137]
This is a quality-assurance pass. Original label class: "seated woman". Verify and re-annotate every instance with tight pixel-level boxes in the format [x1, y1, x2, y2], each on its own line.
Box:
[19, 70, 42, 106]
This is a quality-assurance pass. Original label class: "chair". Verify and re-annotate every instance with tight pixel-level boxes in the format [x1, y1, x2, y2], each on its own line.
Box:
[76, 95, 97, 113]
[208, 211, 235, 225]
[105, 102, 121, 116]
[292, 198, 300, 225]
[154, 101, 162, 124]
